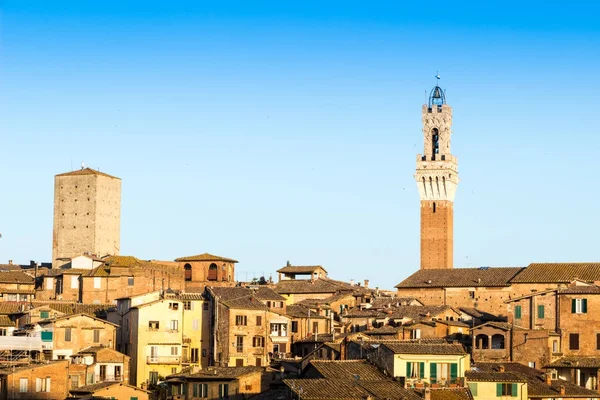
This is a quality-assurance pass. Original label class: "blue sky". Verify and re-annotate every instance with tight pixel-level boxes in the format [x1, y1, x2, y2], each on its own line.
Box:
[1, 1, 599, 289]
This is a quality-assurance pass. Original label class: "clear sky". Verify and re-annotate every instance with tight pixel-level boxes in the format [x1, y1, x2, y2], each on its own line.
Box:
[1, 1, 599, 290]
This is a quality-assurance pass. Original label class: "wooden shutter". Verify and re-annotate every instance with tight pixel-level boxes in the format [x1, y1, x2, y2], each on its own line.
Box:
[450, 363, 458, 380]
[515, 305, 521, 319]
[537, 305, 544, 319]
[430, 363, 437, 382]
[419, 362, 425, 379]
[570, 333, 579, 350]
[406, 362, 412, 378]
[496, 383, 503, 397]
[583, 299, 588, 313]
[511, 383, 518, 397]
[572, 299, 577, 313]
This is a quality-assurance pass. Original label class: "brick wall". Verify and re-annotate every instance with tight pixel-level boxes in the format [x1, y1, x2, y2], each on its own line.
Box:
[421, 200, 453, 270]
[0, 360, 70, 400]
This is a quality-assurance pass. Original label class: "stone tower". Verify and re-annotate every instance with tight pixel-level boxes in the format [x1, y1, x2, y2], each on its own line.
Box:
[52, 167, 121, 267]
[415, 83, 459, 269]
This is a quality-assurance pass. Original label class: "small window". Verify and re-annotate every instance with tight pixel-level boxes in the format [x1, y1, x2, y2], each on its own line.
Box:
[410, 329, 421, 339]
[597, 334, 600, 351]
[236, 336, 244, 353]
[256, 316, 262, 326]
[94, 277, 101, 289]
[93, 329, 100, 343]
[433, 202, 436, 213]
[570, 333, 580, 350]
[170, 320, 179, 331]
[537, 305, 545, 319]
[183, 301, 192, 310]
[127, 277, 134, 286]
[171, 346, 179, 356]
[149, 321, 160, 330]
[20, 378, 28, 393]
[219, 383, 229, 398]
[292, 321, 298, 333]
[65, 328, 72, 342]
[496, 383, 517, 397]
[252, 336, 265, 347]
[469, 291, 475, 299]
[40, 311, 50, 319]
[514, 305, 522, 319]
[235, 315, 248, 326]
[184, 263, 192, 281]
[169, 302, 179, 310]
[572, 298, 588, 314]
[203, 302, 209, 311]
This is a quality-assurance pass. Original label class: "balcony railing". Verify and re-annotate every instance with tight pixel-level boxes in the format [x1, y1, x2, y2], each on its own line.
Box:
[147, 356, 181, 364]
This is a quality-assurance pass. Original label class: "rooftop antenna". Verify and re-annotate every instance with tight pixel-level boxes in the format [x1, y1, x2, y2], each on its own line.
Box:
[81, 162, 85, 170]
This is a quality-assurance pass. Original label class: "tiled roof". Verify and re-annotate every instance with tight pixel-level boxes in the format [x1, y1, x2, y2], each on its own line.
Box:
[174, 253, 238, 263]
[285, 304, 328, 319]
[362, 326, 401, 335]
[169, 366, 262, 379]
[308, 360, 387, 380]
[559, 285, 600, 294]
[0, 271, 34, 284]
[359, 381, 421, 400]
[283, 378, 371, 399]
[427, 388, 473, 400]
[274, 278, 345, 295]
[253, 287, 286, 301]
[369, 296, 421, 308]
[458, 307, 504, 321]
[209, 287, 252, 300]
[435, 320, 470, 328]
[177, 293, 206, 300]
[28, 301, 112, 316]
[381, 342, 467, 355]
[511, 263, 600, 283]
[0, 315, 15, 327]
[396, 267, 524, 288]
[473, 362, 600, 398]
[546, 356, 600, 368]
[389, 305, 456, 320]
[294, 333, 351, 344]
[470, 322, 513, 331]
[55, 167, 120, 179]
[277, 265, 327, 274]
[102, 255, 142, 267]
[0, 360, 68, 374]
[74, 346, 129, 362]
[0, 289, 35, 294]
[37, 312, 119, 327]
[465, 371, 526, 382]
[0, 302, 25, 314]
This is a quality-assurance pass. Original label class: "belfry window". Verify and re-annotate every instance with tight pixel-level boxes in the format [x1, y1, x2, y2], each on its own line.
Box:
[432, 128, 440, 156]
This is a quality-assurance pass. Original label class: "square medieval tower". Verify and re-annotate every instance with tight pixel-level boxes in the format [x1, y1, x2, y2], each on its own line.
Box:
[415, 83, 459, 269]
[52, 168, 121, 267]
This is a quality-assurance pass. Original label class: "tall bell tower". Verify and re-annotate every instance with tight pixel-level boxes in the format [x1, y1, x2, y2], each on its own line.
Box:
[415, 78, 459, 269]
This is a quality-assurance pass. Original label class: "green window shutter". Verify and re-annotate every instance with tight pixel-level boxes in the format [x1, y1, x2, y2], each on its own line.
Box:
[538, 305, 544, 319]
[515, 305, 521, 319]
[130, 398, 138, 400]
[193, 383, 198, 397]
[468, 383, 478, 397]
[41, 331, 53, 342]
[430, 363, 437, 382]
[497, 383, 503, 397]
[450, 363, 458, 380]
[572, 299, 577, 313]
[406, 362, 412, 378]
[420, 362, 425, 379]
[583, 299, 588, 313]
[511, 383, 518, 397]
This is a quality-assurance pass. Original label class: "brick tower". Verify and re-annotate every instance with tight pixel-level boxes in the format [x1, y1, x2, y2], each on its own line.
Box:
[415, 80, 459, 269]
[52, 167, 121, 267]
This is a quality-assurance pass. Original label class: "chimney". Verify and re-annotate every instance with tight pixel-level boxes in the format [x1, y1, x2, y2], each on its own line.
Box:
[560, 385, 565, 396]
[8, 260, 12, 265]
[498, 366, 505, 373]
[364, 280, 369, 288]
[424, 387, 431, 400]
[286, 260, 291, 267]
[545, 374, 552, 385]
[350, 279, 355, 286]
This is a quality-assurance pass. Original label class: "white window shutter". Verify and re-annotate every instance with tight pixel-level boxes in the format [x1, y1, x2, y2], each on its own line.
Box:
[36, 378, 41, 392]
[46, 378, 51, 392]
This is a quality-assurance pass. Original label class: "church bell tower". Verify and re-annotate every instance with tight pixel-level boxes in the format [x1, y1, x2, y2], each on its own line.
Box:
[415, 79, 459, 269]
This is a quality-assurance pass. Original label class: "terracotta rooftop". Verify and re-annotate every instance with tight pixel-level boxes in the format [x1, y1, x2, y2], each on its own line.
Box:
[285, 304, 328, 319]
[277, 265, 327, 274]
[559, 285, 600, 294]
[465, 371, 526, 382]
[308, 360, 387, 380]
[283, 378, 372, 399]
[474, 362, 600, 398]
[253, 286, 286, 301]
[546, 356, 600, 368]
[510, 263, 600, 283]
[426, 388, 474, 400]
[458, 307, 504, 322]
[55, 167, 120, 179]
[0, 271, 34, 284]
[396, 267, 524, 288]
[69, 382, 149, 394]
[174, 253, 238, 263]
[274, 277, 355, 295]
[208, 287, 268, 310]
[169, 366, 262, 380]
[381, 342, 467, 355]
[0, 315, 15, 327]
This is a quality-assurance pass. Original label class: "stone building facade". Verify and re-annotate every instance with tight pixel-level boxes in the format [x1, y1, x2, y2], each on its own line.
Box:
[415, 84, 459, 270]
[0, 360, 71, 400]
[52, 168, 121, 267]
[175, 253, 237, 291]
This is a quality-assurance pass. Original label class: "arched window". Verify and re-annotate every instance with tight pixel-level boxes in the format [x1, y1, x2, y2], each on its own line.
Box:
[476, 334, 489, 349]
[492, 334, 505, 349]
[208, 263, 218, 281]
[184, 263, 192, 282]
[432, 128, 440, 156]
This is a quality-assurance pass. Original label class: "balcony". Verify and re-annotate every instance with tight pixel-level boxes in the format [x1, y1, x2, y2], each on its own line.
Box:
[147, 356, 181, 364]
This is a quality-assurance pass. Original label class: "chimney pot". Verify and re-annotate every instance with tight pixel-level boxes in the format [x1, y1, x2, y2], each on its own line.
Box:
[498, 366, 505, 373]
[560, 385, 565, 396]
[364, 279, 369, 288]
[350, 279, 355, 286]
[545, 374, 552, 385]
[286, 260, 291, 267]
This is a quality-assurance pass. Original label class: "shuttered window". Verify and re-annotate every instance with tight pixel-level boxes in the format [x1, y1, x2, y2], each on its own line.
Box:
[572, 298, 588, 314]
[537, 305, 544, 319]
[430, 362, 437, 382]
[514, 305, 522, 319]
[569, 333, 580, 350]
[468, 383, 478, 396]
